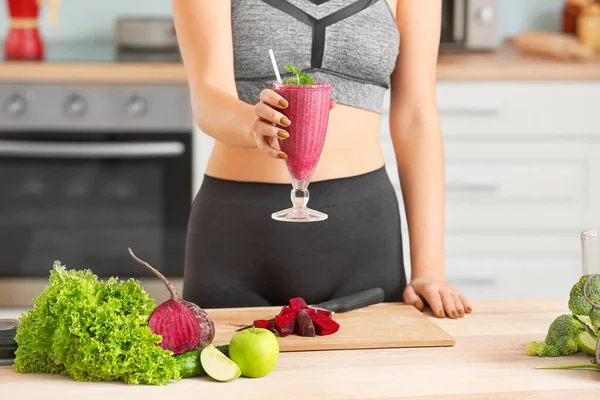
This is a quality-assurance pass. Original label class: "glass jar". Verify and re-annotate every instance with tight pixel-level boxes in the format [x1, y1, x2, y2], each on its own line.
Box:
[578, 2, 600, 51]
[563, 0, 593, 34]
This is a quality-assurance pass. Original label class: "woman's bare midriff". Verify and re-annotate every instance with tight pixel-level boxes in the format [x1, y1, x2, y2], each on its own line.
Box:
[204, 104, 387, 184]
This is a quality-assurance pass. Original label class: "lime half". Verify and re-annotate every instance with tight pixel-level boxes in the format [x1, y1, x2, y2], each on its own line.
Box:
[577, 330, 597, 356]
[200, 344, 242, 382]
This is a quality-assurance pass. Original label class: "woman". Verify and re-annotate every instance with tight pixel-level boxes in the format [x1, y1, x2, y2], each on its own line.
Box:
[171, 0, 472, 318]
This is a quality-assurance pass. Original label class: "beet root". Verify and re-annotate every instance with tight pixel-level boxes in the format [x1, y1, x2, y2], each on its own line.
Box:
[312, 315, 340, 336]
[128, 248, 215, 352]
[295, 309, 315, 337]
[289, 297, 308, 309]
[148, 299, 200, 354]
[253, 319, 274, 330]
[274, 312, 296, 337]
[182, 300, 215, 348]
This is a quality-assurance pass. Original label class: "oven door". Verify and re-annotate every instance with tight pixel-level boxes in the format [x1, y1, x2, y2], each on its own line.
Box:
[0, 132, 191, 281]
[440, 0, 466, 49]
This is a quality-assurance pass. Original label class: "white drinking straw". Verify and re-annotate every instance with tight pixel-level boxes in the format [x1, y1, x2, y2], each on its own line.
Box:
[269, 49, 283, 84]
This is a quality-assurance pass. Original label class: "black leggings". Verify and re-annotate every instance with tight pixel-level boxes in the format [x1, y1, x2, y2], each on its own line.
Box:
[182, 166, 407, 308]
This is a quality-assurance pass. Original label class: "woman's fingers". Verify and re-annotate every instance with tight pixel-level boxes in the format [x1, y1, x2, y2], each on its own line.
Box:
[422, 286, 445, 318]
[440, 290, 458, 319]
[403, 284, 424, 311]
[260, 89, 289, 109]
[252, 118, 289, 139]
[255, 133, 286, 160]
[255, 101, 291, 127]
[460, 293, 473, 314]
[452, 293, 465, 317]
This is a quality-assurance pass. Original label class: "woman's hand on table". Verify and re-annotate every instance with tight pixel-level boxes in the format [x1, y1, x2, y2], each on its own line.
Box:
[403, 276, 473, 319]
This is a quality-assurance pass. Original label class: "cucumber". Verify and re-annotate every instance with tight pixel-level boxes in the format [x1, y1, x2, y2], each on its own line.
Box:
[174, 349, 206, 378]
[577, 330, 597, 356]
[216, 344, 230, 358]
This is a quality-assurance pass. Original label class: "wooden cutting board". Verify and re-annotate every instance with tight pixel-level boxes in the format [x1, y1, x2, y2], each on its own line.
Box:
[206, 302, 455, 352]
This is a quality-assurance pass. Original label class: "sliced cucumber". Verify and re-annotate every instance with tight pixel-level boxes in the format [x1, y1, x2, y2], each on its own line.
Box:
[200, 344, 241, 382]
[577, 330, 597, 356]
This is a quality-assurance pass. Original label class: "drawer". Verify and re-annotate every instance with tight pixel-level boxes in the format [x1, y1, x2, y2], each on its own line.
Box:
[436, 82, 600, 136]
[445, 160, 587, 230]
[446, 258, 581, 300]
[445, 233, 580, 258]
[381, 140, 590, 231]
[381, 82, 600, 136]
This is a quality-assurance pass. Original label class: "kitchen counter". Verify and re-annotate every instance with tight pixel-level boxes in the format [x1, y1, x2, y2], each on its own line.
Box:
[1, 298, 599, 400]
[1, 47, 600, 83]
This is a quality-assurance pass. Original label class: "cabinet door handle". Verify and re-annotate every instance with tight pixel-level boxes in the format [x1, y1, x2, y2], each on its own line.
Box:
[446, 183, 499, 193]
[439, 106, 499, 116]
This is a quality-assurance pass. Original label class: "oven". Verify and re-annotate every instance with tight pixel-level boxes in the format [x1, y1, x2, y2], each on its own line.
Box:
[0, 83, 193, 306]
[440, 0, 499, 51]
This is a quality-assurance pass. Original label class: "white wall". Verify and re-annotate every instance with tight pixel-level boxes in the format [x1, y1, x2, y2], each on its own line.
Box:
[0, 0, 565, 43]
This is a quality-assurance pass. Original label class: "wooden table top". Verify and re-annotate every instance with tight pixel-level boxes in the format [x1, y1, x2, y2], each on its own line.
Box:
[2, 298, 599, 400]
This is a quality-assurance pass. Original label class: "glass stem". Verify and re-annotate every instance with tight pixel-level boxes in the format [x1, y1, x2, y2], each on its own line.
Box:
[291, 189, 309, 210]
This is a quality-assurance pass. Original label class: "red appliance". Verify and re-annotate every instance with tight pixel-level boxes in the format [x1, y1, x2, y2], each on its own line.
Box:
[4, 0, 60, 61]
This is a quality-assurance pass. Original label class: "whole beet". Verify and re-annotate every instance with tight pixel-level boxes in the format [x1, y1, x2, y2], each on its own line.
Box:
[128, 248, 215, 352]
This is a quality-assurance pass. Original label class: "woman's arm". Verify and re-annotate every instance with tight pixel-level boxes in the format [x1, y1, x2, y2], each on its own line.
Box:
[171, 0, 291, 158]
[389, 0, 471, 318]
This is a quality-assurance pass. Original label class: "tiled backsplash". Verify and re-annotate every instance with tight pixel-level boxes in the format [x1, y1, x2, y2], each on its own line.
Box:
[0, 0, 564, 43]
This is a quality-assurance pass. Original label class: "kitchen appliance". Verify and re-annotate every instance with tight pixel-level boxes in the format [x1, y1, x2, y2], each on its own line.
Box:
[0, 43, 193, 306]
[3, 0, 60, 60]
[440, 0, 499, 51]
[115, 17, 182, 63]
[0, 319, 18, 366]
[211, 302, 456, 352]
[116, 17, 179, 51]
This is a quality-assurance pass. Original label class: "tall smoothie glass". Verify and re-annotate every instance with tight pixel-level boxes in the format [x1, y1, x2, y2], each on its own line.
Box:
[271, 81, 332, 222]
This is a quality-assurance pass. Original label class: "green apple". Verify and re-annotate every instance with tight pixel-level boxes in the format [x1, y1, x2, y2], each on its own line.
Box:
[200, 344, 241, 382]
[229, 327, 280, 378]
[577, 330, 597, 356]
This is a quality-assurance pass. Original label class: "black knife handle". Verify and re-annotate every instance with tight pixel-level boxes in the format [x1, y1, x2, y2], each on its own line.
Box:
[314, 287, 385, 313]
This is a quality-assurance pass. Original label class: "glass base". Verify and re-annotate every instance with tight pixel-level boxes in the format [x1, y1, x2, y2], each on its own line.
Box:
[271, 207, 328, 223]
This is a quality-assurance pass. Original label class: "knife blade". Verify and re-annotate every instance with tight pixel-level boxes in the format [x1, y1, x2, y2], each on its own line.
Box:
[234, 287, 385, 332]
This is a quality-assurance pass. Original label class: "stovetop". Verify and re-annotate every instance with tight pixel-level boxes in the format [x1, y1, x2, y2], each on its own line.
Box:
[0, 42, 182, 64]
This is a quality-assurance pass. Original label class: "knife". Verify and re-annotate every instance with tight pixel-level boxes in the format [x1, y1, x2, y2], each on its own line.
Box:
[235, 287, 385, 332]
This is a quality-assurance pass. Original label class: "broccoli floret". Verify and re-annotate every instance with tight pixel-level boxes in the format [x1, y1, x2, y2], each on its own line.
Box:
[526, 341, 561, 357]
[569, 274, 600, 327]
[526, 314, 582, 357]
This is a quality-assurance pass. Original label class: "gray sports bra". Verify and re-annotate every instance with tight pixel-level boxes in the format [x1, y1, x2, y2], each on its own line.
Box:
[231, 0, 400, 114]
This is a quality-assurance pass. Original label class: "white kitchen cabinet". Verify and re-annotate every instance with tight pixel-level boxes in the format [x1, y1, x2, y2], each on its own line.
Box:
[380, 81, 600, 300]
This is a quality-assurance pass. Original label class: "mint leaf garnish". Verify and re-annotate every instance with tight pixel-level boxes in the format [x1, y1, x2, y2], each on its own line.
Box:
[283, 64, 313, 86]
[298, 73, 313, 85]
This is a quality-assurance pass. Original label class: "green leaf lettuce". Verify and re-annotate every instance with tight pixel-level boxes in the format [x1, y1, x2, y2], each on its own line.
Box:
[13, 262, 180, 385]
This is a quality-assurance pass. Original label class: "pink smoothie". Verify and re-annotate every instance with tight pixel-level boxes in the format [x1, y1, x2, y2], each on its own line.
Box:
[274, 82, 332, 182]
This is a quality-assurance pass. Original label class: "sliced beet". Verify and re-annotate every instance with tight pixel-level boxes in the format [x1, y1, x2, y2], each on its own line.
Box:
[312, 309, 332, 318]
[289, 297, 308, 309]
[295, 310, 315, 337]
[253, 319, 273, 330]
[274, 312, 296, 337]
[312, 316, 340, 336]
[278, 306, 295, 317]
